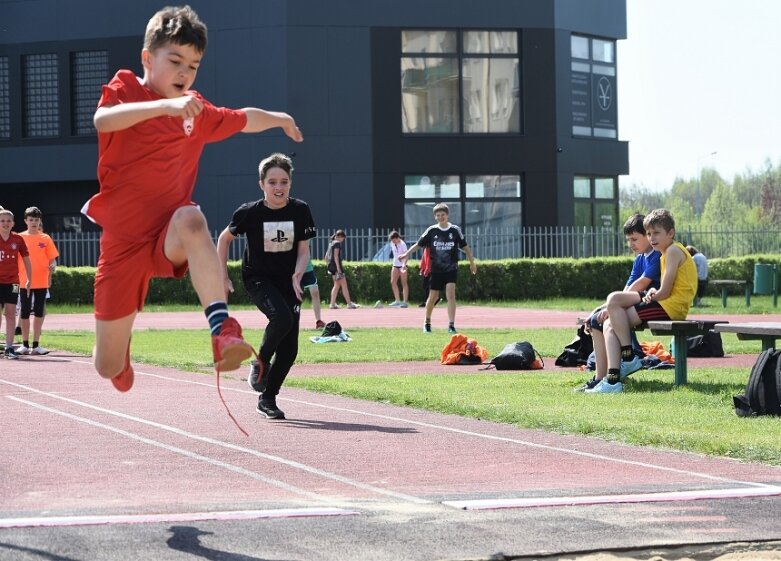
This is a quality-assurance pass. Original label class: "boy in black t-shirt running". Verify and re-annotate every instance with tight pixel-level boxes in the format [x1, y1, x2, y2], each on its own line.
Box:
[400, 203, 476, 333]
[217, 153, 316, 420]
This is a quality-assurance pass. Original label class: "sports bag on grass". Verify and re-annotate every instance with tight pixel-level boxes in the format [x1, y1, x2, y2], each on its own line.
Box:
[733, 348, 781, 417]
[685, 330, 724, 358]
[484, 341, 543, 371]
[440, 334, 489, 365]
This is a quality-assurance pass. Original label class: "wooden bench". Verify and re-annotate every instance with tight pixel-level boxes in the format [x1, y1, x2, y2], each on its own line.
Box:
[714, 322, 781, 351]
[636, 320, 728, 386]
[709, 280, 751, 308]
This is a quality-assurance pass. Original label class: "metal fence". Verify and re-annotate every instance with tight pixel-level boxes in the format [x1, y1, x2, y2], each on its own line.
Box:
[50, 225, 781, 267]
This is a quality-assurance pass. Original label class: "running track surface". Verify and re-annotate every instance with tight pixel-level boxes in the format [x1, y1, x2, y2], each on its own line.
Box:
[2, 307, 781, 560]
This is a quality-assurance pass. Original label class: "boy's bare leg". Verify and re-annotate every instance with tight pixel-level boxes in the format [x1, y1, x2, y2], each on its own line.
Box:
[445, 283, 457, 324]
[21, 317, 30, 344]
[605, 307, 642, 370]
[3, 304, 14, 347]
[94, 313, 135, 378]
[591, 324, 609, 379]
[309, 286, 322, 322]
[164, 206, 225, 306]
[425, 289, 440, 320]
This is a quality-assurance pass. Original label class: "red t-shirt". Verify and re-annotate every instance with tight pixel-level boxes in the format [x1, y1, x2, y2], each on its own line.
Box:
[0, 232, 29, 284]
[83, 70, 248, 242]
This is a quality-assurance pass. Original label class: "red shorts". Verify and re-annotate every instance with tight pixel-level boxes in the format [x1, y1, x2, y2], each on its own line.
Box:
[93, 223, 188, 321]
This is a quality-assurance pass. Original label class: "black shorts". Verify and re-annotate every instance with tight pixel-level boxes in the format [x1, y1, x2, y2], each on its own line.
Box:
[430, 271, 457, 291]
[0, 283, 19, 306]
[301, 270, 317, 289]
[20, 288, 48, 318]
[633, 300, 671, 322]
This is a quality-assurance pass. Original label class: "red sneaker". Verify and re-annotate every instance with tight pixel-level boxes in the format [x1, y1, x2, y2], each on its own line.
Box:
[315, 320, 325, 329]
[212, 317, 254, 371]
[111, 346, 134, 392]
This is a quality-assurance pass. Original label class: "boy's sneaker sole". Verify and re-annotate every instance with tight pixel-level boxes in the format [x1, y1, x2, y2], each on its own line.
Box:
[111, 347, 134, 392]
[212, 317, 254, 371]
[257, 400, 285, 419]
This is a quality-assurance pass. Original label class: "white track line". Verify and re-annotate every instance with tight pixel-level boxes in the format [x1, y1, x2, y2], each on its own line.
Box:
[0, 507, 359, 529]
[444, 486, 781, 510]
[7, 396, 330, 503]
[2, 381, 431, 505]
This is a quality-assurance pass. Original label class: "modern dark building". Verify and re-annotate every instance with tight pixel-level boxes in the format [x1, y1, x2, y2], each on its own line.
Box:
[0, 0, 627, 256]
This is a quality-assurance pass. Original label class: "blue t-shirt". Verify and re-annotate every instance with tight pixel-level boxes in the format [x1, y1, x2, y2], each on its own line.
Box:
[626, 248, 661, 291]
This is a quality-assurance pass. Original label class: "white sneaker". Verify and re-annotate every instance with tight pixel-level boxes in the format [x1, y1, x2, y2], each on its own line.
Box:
[586, 378, 624, 393]
[17, 346, 30, 355]
[31, 346, 50, 355]
[388, 301, 402, 307]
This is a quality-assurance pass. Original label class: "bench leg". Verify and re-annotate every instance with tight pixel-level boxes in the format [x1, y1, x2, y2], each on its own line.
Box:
[720, 288, 728, 308]
[745, 284, 751, 307]
[673, 333, 688, 385]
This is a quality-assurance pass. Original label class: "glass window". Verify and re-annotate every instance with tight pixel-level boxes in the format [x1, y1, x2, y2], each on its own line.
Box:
[465, 175, 521, 198]
[0, 57, 9, 140]
[594, 201, 617, 230]
[401, 57, 459, 133]
[571, 35, 589, 60]
[574, 201, 592, 228]
[571, 35, 617, 139]
[71, 51, 108, 136]
[404, 175, 460, 199]
[573, 176, 591, 198]
[592, 39, 614, 63]
[464, 200, 521, 229]
[402, 30, 457, 53]
[23, 53, 60, 138]
[462, 58, 519, 133]
[463, 31, 518, 54]
[594, 177, 615, 199]
[402, 29, 520, 134]
[405, 201, 464, 235]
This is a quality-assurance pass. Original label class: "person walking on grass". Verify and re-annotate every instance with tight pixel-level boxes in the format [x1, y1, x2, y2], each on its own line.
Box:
[326, 230, 360, 309]
[388, 230, 409, 307]
[399, 203, 476, 334]
[83, 5, 302, 392]
[585, 208, 697, 394]
[217, 153, 315, 420]
[16, 206, 59, 356]
[0, 209, 32, 360]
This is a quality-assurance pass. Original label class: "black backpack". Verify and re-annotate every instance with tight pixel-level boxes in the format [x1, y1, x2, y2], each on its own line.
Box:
[733, 349, 781, 417]
[321, 320, 343, 337]
[686, 331, 724, 358]
[555, 325, 594, 367]
[485, 341, 543, 371]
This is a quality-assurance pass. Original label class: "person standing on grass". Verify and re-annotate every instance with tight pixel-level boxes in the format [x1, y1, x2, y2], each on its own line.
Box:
[83, 5, 302, 393]
[302, 256, 325, 329]
[586, 208, 697, 394]
[16, 206, 59, 356]
[217, 153, 315, 420]
[326, 230, 360, 309]
[0, 209, 32, 360]
[399, 203, 476, 334]
[388, 230, 409, 307]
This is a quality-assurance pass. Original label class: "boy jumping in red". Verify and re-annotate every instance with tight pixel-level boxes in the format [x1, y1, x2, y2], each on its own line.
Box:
[83, 5, 303, 392]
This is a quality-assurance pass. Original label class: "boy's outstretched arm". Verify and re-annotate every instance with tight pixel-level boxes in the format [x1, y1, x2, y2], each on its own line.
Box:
[94, 96, 204, 132]
[242, 108, 303, 141]
[399, 242, 420, 261]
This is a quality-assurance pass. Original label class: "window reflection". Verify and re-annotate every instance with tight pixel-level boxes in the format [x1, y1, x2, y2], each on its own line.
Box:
[401, 57, 459, 133]
[462, 58, 519, 133]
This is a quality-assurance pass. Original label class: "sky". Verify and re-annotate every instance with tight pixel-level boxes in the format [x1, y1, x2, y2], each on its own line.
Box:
[617, 0, 781, 192]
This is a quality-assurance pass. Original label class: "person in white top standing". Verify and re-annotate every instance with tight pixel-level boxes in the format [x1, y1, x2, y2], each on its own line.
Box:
[388, 231, 409, 307]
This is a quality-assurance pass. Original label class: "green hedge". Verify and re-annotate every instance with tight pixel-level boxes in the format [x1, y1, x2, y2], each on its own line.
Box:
[48, 255, 781, 305]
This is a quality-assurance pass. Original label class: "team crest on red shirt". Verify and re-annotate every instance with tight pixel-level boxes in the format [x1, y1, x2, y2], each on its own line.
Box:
[183, 117, 194, 136]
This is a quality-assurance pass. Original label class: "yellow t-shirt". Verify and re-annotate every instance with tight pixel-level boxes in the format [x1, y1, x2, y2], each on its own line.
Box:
[658, 241, 697, 320]
[18, 231, 59, 289]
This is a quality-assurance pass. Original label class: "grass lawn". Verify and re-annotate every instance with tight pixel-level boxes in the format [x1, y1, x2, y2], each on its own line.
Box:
[42, 323, 781, 466]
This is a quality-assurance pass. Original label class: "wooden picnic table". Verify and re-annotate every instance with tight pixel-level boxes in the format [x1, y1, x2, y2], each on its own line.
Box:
[644, 320, 728, 386]
[709, 279, 751, 308]
[714, 322, 781, 351]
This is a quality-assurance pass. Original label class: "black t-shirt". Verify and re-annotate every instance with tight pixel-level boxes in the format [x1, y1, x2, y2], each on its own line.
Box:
[416, 223, 467, 274]
[227, 197, 316, 283]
